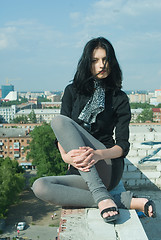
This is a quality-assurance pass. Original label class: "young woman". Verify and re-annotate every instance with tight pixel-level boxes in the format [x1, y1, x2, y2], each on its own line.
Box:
[32, 37, 156, 223]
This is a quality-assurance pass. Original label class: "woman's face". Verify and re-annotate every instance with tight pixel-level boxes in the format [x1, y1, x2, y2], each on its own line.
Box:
[91, 47, 110, 79]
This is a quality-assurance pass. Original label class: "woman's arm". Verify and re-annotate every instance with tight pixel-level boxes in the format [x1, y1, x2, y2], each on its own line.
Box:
[95, 145, 123, 160]
[73, 145, 123, 170]
[114, 92, 131, 157]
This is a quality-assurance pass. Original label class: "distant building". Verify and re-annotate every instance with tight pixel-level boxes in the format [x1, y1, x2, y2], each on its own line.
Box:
[1, 84, 14, 99]
[47, 94, 62, 102]
[155, 89, 161, 97]
[0, 105, 16, 123]
[19, 91, 44, 99]
[152, 108, 161, 123]
[4, 91, 18, 101]
[0, 127, 33, 168]
[15, 108, 60, 123]
[17, 102, 37, 110]
[131, 108, 143, 122]
[41, 102, 61, 109]
[150, 97, 158, 106]
[28, 98, 38, 105]
[128, 93, 148, 103]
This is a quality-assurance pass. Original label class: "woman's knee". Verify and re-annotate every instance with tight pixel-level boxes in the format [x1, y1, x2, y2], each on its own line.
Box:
[51, 115, 70, 131]
[32, 177, 47, 198]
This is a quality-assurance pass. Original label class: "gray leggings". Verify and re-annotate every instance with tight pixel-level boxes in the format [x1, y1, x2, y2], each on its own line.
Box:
[32, 115, 133, 209]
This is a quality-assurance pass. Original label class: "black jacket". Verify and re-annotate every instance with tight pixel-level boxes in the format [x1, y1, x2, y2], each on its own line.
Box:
[61, 83, 131, 157]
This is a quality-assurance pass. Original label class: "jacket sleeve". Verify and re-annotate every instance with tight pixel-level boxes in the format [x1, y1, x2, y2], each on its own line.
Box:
[61, 84, 75, 118]
[114, 92, 131, 157]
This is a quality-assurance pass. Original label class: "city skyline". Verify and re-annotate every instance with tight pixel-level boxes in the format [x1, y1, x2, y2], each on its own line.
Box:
[0, 0, 161, 92]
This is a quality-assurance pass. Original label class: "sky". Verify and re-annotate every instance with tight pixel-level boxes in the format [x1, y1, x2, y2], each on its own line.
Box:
[0, 0, 161, 92]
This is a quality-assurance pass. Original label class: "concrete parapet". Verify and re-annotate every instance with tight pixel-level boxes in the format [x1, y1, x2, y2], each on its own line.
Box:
[57, 181, 148, 239]
[57, 208, 148, 240]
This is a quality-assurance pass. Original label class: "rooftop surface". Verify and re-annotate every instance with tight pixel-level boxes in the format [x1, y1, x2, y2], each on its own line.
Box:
[0, 128, 31, 138]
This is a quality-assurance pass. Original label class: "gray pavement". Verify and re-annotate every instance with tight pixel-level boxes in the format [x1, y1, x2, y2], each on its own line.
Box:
[0, 225, 58, 240]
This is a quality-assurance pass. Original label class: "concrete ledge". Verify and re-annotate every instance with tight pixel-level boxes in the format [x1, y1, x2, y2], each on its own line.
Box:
[57, 181, 148, 239]
[57, 208, 148, 240]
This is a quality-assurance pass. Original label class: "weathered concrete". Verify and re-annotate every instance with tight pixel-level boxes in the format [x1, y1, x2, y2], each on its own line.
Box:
[57, 208, 148, 240]
[57, 182, 148, 240]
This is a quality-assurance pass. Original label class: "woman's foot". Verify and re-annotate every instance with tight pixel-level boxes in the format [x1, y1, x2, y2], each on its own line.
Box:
[130, 197, 156, 218]
[98, 199, 119, 222]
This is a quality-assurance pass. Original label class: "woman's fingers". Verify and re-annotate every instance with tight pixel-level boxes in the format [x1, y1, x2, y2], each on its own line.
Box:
[70, 149, 86, 155]
[75, 153, 95, 167]
[73, 149, 93, 163]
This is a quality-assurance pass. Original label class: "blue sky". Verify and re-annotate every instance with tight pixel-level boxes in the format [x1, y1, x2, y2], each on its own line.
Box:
[0, 0, 161, 92]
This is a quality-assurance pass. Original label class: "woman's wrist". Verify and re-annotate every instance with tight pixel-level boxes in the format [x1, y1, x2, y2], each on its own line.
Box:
[94, 149, 104, 161]
[96, 145, 123, 160]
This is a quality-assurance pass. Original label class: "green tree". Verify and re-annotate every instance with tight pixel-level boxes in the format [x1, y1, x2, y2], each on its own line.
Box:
[156, 103, 161, 108]
[0, 157, 25, 218]
[12, 115, 28, 123]
[1, 98, 28, 107]
[130, 102, 154, 109]
[37, 96, 51, 103]
[28, 110, 37, 123]
[27, 123, 67, 178]
[136, 108, 153, 123]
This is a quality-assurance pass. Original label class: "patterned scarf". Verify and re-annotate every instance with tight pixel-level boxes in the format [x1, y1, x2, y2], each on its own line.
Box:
[78, 80, 105, 124]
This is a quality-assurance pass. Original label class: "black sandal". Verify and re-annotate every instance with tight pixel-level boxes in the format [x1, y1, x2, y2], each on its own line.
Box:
[101, 207, 120, 223]
[144, 200, 156, 218]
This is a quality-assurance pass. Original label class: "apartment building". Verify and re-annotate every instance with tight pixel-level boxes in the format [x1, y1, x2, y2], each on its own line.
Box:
[41, 102, 61, 109]
[130, 108, 143, 122]
[128, 93, 149, 103]
[0, 105, 16, 123]
[0, 128, 33, 168]
[152, 108, 161, 123]
[15, 109, 60, 123]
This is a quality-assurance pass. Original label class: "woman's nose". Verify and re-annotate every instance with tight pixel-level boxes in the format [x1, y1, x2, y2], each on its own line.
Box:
[99, 60, 104, 68]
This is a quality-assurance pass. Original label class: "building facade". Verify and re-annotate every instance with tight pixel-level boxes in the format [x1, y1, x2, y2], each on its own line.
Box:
[15, 109, 60, 123]
[0, 128, 33, 168]
[41, 102, 61, 109]
[1, 84, 14, 99]
[130, 108, 143, 123]
[0, 105, 16, 123]
[152, 108, 161, 123]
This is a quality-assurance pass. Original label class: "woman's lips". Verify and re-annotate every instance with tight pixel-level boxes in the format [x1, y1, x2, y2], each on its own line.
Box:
[100, 70, 106, 74]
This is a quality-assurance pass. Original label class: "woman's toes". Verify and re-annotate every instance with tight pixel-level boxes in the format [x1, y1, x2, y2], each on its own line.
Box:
[98, 199, 118, 218]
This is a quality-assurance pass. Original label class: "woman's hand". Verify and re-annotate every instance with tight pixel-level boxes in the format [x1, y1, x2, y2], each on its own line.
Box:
[66, 148, 95, 172]
[72, 147, 102, 171]
[58, 142, 102, 172]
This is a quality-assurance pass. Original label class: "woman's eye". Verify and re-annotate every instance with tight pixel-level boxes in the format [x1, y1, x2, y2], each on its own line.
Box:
[103, 58, 106, 63]
[92, 59, 97, 63]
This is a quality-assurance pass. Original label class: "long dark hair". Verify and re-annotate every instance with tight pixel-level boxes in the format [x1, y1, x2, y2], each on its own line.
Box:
[73, 37, 122, 96]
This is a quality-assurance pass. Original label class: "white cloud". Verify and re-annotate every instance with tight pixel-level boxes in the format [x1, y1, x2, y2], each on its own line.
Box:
[70, 0, 161, 29]
[70, 12, 81, 21]
[0, 19, 66, 52]
[0, 35, 8, 50]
